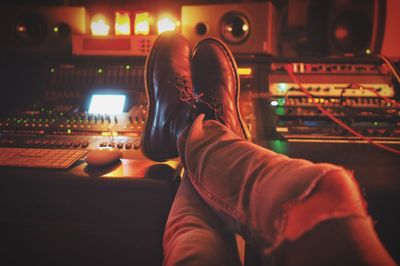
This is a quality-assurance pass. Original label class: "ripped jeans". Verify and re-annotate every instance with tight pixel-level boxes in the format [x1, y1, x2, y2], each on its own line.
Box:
[163, 115, 395, 266]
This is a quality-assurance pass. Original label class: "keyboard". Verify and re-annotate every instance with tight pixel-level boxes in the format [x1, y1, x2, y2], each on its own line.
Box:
[0, 148, 87, 169]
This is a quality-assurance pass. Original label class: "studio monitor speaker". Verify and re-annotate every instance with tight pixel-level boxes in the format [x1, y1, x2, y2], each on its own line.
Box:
[379, 0, 400, 59]
[181, 2, 277, 55]
[326, 0, 381, 56]
[325, 0, 399, 59]
[0, 6, 87, 55]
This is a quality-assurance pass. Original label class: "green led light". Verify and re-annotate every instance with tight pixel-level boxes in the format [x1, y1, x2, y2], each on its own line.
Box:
[97, 68, 103, 74]
[278, 83, 287, 93]
[50, 68, 55, 73]
[67, 129, 72, 134]
[125, 64, 131, 70]
[365, 48, 371, 55]
[275, 107, 285, 116]
[270, 140, 288, 155]
[53, 26, 59, 33]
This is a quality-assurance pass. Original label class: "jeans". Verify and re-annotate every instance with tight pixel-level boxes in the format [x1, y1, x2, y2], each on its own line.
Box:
[163, 114, 395, 266]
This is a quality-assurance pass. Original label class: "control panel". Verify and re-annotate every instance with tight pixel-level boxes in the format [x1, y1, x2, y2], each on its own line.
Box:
[0, 60, 150, 160]
[265, 61, 400, 142]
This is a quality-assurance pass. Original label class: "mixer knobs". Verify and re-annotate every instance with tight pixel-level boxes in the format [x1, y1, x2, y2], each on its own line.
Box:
[99, 141, 107, 147]
[57, 141, 64, 147]
[133, 142, 140, 149]
[125, 143, 132, 149]
[73, 141, 81, 148]
[108, 143, 115, 148]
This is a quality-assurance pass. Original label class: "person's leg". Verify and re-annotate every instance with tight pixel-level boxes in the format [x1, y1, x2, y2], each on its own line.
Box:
[141, 32, 242, 265]
[186, 37, 395, 265]
[163, 176, 241, 266]
[179, 114, 395, 265]
[274, 171, 395, 266]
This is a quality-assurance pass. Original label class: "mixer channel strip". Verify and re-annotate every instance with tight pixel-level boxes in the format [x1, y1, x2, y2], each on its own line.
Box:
[0, 148, 87, 169]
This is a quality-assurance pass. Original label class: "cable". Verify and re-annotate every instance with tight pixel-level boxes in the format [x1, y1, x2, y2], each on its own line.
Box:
[376, 54, 400, 84]
[284, 64, 400, 156]
[373, 54, 400, 107]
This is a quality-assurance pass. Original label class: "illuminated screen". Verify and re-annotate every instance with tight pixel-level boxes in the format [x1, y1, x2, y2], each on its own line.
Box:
[88, 94, 125, 114]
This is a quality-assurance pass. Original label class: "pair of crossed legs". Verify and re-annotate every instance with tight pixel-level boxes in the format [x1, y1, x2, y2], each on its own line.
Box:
[141, 32, 395, 265]
[163, 115, 394, 265]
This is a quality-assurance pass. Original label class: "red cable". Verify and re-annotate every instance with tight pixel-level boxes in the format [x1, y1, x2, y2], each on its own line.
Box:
[284, 64, 400, 156]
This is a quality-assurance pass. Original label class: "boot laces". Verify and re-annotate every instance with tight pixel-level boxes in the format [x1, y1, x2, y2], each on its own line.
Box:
[169, 73, 211, 110]
[168, 73, 221, 118]
[215, 103, 224, 117]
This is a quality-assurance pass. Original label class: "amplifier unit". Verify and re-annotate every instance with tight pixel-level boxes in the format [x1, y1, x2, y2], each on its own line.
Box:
[181, 2, 277, 55]
[261, 61, 400, 142]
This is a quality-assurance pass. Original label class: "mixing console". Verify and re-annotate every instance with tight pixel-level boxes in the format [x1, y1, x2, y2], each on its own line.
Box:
[0, 60, 150, 160]
[0, 102, 147, 159]
[0, 105, 146, 134]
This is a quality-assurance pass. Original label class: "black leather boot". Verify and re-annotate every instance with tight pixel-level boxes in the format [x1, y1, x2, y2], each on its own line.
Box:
[141, 32, 198, 161]
[192, 37, 250, 140]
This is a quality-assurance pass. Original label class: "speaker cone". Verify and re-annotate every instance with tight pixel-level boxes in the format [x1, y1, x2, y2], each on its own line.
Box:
[219, 11, 250, 44]
[331, 10, 372, 54]
[15, 13, 47, 45]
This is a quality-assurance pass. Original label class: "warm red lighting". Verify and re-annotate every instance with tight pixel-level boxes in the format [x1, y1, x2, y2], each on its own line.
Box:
[91, 14, 110, 36]
[157, 14, 178, 34]
[335, 27, 348, 39]
[134, 12, 150, 35]
[115, 11, 131, 36]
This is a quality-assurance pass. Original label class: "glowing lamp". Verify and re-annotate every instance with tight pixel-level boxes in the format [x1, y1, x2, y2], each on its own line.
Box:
[91, 14, 110, 36]
[134, 12, 150, 35]
[157, 15, 177, 34]
[115, 11, 131, 35]
[237, 67, 252, 76]
[17, 25, 27, 32]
